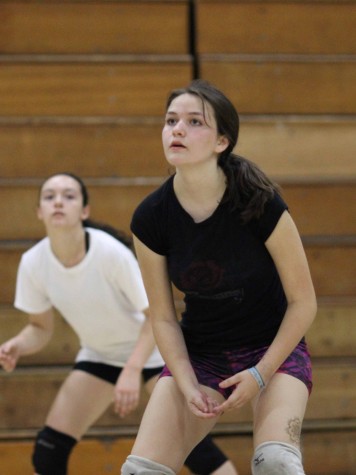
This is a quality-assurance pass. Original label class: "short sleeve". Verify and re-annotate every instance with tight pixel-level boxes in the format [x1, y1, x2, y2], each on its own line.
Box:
[110, 244, 149, 312]
[130, 184, 169, 255]
[14, 254, 52, 314]
[249, 192, 289, 242]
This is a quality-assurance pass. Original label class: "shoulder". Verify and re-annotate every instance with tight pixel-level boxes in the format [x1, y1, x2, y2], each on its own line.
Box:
[130, 177, 173, 233]
[130, 176, 174, 255]
[132, 176, 173, 220]
[87, 227, 134, 259]
[264, 192, 288, 218]
[248, 192, 289, 242]
[20, 238, 49, 264]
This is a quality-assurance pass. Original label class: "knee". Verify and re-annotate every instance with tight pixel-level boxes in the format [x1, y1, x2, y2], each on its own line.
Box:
[184, 436, 227, 475]
[251, 442, 304, 475]
[121, 455, 176, 475]
[32, 426, 77, 475]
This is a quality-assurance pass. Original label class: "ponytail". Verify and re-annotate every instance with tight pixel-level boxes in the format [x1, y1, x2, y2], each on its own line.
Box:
[219, 153, 281, 223]
[83, 219, 134, 251]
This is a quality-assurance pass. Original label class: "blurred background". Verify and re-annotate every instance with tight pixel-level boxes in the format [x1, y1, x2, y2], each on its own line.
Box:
[0, 1, 355, 473]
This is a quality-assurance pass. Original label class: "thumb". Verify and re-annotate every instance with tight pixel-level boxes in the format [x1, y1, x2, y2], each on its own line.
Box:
[219, 374, 240, 389]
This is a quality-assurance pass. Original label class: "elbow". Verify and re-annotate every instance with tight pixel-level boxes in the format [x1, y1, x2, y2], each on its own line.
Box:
[288, 288, 318, 327]
[308, 284, 318, 320]
[308, 295, 318, 324]
[304, 291, 318, 329]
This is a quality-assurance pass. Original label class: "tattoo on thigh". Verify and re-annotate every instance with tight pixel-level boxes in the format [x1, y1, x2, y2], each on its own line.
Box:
[286, 417, 302, 444]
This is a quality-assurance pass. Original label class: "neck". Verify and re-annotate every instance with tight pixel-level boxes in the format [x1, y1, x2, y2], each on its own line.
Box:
[48, 227, 87, 267]
[174, 164, 226, 202]
[173, 165, 227, 223]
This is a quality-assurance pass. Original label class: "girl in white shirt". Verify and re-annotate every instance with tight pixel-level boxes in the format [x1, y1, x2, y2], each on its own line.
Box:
[0, 173, 238, 475]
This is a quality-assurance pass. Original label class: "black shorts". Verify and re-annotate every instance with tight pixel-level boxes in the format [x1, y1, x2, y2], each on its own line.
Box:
[73, 361, 164, 385]
[161, 340, 313, 397]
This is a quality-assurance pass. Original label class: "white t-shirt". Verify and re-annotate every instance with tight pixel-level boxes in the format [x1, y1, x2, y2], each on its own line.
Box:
[14, 228, 164, 368]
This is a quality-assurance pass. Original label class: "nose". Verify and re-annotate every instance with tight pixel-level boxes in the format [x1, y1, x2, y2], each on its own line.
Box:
[172, 119, 185, 136]
[54, 194, 63, 206]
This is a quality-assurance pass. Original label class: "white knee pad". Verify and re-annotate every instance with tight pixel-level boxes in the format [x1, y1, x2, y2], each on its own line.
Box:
[122, 455, 176, 475]
[251, 442, 305, 475]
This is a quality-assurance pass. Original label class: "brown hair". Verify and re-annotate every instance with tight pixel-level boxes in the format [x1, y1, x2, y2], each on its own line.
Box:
[40, 172, 133, 250]
[166, 79, 281, 223]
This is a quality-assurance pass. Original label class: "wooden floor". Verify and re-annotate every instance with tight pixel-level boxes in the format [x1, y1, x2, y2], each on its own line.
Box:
[1, 431, 356, 475]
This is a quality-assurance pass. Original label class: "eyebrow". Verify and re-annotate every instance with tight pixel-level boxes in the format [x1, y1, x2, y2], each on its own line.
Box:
[166, 111, 204, 116]
[41, 187, 78, 193]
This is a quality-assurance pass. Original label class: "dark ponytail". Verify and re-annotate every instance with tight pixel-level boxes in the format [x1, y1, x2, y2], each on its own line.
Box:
[218, 153, 281, 223]
[82, 218, 133, 251]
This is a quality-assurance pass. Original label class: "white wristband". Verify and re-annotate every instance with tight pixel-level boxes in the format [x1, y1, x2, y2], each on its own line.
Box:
[248, 366, 266, 389]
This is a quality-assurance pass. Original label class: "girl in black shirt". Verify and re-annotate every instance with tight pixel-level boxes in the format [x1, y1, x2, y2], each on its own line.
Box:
[122, 80, 317, 475]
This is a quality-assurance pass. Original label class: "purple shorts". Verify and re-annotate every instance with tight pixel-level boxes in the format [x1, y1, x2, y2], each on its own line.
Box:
[160, 340, 312, 399]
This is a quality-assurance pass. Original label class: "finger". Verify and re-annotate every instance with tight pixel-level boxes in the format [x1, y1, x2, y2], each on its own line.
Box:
[115, 394, 138, 417]
[192, 397, 209, 413]
[213, 400, 234, 414]
[206, 396, 220, 413]
[219, 376, 240, 388]
[0, 355, 15, 372]
[190, 406, 219, 419]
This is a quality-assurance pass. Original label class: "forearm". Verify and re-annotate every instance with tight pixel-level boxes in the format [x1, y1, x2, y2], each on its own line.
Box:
[153, 319, 198, 391]
[11, 322, 52, 356]
[132, 237, 198, 390]
[257, 299, 317, 383]
[125, 311, 156, 371]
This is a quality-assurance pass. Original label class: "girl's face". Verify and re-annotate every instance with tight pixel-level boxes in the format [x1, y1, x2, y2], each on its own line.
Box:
[37, 175, 89, 230]
[162, 93, 228, 168]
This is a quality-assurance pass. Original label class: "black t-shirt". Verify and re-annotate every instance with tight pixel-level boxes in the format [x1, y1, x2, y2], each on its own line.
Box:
[131, 175, 289, 352]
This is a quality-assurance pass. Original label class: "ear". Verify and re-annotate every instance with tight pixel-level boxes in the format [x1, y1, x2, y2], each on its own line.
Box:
[215, 135, 229, 154]
[81, 205, 90, 221]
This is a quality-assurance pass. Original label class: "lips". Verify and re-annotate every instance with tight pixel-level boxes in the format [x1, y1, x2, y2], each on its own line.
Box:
[170, 141, 186, 149]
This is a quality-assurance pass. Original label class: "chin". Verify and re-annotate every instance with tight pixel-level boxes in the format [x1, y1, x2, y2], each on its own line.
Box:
[166, 155, 187, 167]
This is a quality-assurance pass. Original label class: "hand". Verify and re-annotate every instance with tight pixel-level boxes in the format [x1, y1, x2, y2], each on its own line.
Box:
[0, 340, 20, 372]
[113, 366, 141, 418]
[213, 369, 261, 414]
[184, 386, 222, 419]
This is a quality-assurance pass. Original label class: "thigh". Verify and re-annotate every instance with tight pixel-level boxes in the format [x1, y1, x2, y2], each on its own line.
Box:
[132, 376, 225, 473]
[45, 369, 114, 440]
[143, 374, 159, 394]
[252, 372, 309, 449]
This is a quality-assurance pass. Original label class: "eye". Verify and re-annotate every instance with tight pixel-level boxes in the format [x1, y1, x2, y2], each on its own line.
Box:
[190, 118, 203, 126]
[42, 194, 54, 201]
[165, 117, 177, 126]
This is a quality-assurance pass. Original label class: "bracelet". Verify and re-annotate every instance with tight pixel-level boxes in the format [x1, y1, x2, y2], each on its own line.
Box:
[248, 366, 266, 389]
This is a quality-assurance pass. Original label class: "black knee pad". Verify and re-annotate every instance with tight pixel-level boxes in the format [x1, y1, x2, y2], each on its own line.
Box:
[32, 425, 77, 475]
[184, 435, 227, 475]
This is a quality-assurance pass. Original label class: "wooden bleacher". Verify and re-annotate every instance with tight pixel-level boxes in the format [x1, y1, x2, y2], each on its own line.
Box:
[0, 0, 355, 474]
[194, 1, 356, 473]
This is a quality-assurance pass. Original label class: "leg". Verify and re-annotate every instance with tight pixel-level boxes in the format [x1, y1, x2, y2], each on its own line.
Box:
[210, 461, 237, 475]
[143, 374, 238, 475]
[185, 435, 238, 475]
[126, 376, 225, 473]
[32, 426, 77, 475]
[33, 369, 114, 474]
[251, 373, 309, 475]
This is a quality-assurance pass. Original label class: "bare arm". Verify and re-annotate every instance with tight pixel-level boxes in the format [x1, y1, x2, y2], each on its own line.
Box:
[125, 308, 156, 371]
[133, 235, 220, 417]
[255, 210, 317, 382]
[114, 308, 157, 417]
[0, 308, 55, 372]
[217, 211, 317, 411]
